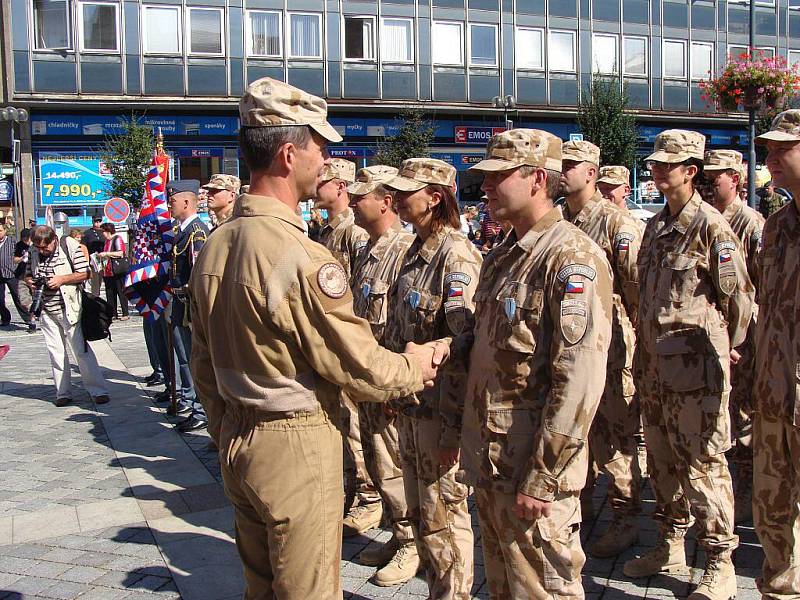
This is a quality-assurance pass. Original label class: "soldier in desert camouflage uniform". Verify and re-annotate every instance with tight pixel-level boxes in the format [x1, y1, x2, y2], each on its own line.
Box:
[624, 130, 754, 600]
[560, 141, 644, 558]
[753, 109, 800, 600]
[597, 166, 632, 211]
[461, 129, 613, 598]
[383, 158, 483, 600]
[703, 149, 764, 525]
[314, 158, 380, 530]
[347, 165, 421, 587]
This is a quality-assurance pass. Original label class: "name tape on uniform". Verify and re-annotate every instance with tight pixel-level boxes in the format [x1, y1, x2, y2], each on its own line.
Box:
[712, 241, 737, 254]
[444, 272, 472, 286]
[557, 264, 596, 283]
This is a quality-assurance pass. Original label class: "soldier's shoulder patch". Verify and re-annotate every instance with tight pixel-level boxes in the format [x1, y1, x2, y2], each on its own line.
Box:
[712, 240, 737, 254]
[444, 272, 472, 286]
[750, 229, 762, 245]
[560, 299, 588, 344]
[317, 262, 348, 299]
[354, 239, 368, 252]
[614, 232, 635, 251]
[557, 264, 597, 283]
[716, 253, 737, 296]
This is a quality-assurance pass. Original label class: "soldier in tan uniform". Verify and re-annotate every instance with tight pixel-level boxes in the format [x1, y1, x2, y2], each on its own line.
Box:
[752, 109, 800, 599]
[560, 140, 643, 558]
[598, 166, 632, 210]
[346, 165, 421, 586]
[203, 173, 241, 228]
[383, 158, 483, 600]
[704, 149, 764, 525]
[188, 77, 443, 600]
[624, 130, 754, 600]
[462, 129, 613, 598]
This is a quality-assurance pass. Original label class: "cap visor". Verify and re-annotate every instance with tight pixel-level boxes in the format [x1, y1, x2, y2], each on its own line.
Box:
[347, 182, 378, 195]
[202, 184, 227, 190]
[755, 130, 800, 144]
[309, 121, 343, 143]
[645, 151, 688, 164]
[702, 165, 731, 172]
[597, 177, 626, 185]
[386, 176, 427, 192]
[468, 158, 521, 172]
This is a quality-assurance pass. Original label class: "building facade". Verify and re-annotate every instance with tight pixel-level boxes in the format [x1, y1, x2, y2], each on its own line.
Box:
[1, 0, 795, 224]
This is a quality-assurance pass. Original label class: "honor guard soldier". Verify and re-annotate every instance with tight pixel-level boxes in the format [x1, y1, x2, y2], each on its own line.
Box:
[560, 140, 644, 557]
[752, 109, 800, 600]
[704, 149, 764, 524]
[167, 179, 209, 432]
[462, 129, 613, 598]
[624, 130, 754, 600]
[347, 165, 421, 586]
[188, 77, 441, 600]
[203, 174, 241, 228]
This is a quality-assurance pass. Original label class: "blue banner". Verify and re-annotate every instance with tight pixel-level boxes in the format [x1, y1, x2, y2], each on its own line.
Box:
[37, 152, 113, 206]
[31, 114, 240, 137]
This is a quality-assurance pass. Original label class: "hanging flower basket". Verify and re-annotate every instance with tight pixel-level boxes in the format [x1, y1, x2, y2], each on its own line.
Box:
[699, 50, 800, 113]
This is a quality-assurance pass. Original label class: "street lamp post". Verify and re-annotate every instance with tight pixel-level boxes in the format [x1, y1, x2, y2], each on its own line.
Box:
[0, 107, 30, 236]
[748, 1, 757, 209]
[492, 95, 516, 130]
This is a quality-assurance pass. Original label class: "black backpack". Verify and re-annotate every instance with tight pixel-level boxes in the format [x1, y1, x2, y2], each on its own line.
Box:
[59, 237, 114, 345]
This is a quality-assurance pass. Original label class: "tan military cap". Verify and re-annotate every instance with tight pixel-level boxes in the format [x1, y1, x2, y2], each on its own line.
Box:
[704, 149, 744, 173]
[597, 166, 630, 186]
[319, 158, 356, 183]
[347, 165, 399, 195]
[562, 140, 601, 166]
[239, 77, 343, 142]
[469, 129, 562, 173]
[645, 129, 706, 163]
[203, 173, 241, 193]
[386, 158, 456, 192]
[756, 109, 800, 144]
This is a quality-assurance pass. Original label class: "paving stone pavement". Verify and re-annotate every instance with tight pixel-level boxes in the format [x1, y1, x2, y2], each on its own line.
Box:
[0, 317, 765, 599]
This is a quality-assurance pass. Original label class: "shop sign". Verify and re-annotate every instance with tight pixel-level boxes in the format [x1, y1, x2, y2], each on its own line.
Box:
[31, 115, 240, 137]
[37, 152, 112, 206]
[0, 179, 12, 203]
[454, 126, 506, 144]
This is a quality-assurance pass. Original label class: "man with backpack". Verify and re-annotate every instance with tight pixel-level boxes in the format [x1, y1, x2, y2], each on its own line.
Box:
[25, 226, 109, 407]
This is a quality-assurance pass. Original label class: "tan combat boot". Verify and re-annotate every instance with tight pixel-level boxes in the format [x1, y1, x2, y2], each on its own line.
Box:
[688, 555, 737, 600]
[373, 543, 420, 587]
[623, 534, 688, 578]
[342, 502, 383, 537]
[358, 536, 399, 567]
[734, 470, 753, 524]
[588, 514, 639, 558]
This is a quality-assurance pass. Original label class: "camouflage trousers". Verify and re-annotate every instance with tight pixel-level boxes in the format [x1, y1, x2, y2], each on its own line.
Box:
[358, 402, 414, 544]
[753, 412, 800, 599]
[639, 388, 738, 555]
[476, 489, 584, 599]
[729, 330, 755, 476]
[341, 391, 380, 509]
[398, 414, 474, 599]
[218, 407, 343, 600]
[583, 366, 642, 516]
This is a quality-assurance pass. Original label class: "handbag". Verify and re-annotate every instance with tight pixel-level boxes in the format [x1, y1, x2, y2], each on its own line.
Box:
[108, 236, 130, 276]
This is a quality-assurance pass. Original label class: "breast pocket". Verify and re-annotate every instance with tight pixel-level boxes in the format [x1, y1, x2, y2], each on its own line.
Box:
[403, 288, 442, 341]
[657, 252, 700, 303]
[493, 282, 544, 354]
[361, 279, 390, 326]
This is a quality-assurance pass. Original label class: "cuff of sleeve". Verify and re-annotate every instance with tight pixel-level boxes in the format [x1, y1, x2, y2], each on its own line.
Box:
[518, 472, 559, 502]
[439, 427, 461, 449]
[401, 353, 425, 395]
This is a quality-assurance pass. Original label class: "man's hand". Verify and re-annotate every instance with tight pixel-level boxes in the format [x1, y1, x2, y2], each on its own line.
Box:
[46, 275, 65, 290]
[438, 446, 460, 468]
[513, 492, 552, 521]
[730, 348, 741, 365]
[405, 341, 440, 386]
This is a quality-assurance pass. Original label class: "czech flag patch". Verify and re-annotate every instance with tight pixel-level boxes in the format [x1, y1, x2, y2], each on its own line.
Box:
[719, 252, 732, 264]
[565, 279, 584, 294]
[448, 286, 464, 298]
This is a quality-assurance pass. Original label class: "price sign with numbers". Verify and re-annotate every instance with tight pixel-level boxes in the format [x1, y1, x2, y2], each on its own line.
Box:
[37, 152, 112, 206]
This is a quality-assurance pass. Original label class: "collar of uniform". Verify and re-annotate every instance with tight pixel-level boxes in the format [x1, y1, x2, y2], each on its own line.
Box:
[720, 196, 744, 222]
[233, 194, 306, 232]
[655, 191, 701, 237]
[179, 214, 199, 232]
[567, 190, 603, 225]
[323, 207, 352, 233]
[417, 225, 451, 263]
[516, 206, 563, 252]
[369, 221, 404, 261]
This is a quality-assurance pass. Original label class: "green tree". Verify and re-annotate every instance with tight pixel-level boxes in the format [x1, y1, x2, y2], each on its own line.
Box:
[371, 106, 436, 168]
[577, 75, 639, 169]
[100, 115, 154, 208]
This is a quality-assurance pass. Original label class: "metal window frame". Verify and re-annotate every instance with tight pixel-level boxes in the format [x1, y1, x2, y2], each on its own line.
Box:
[244, 9, 283, 59]
[186, 6, 225, 57]
[431, 20, 464, 66]
[380, 16, 414, 65]
[30, 0, 73, 51]
[77, 1, 120, 53]
[467, 22, 498, 68]
[342, 14, 376, 63]
[622, 34, 648, 77]
[141, 4, 182, 56]
[548, 29, 577, 73]
[287, 11, 323, 60]
[690, 41, 714, 80]
[514, 25, 544, 71]
[663, 38, 687, 79]
[592, 32, 619, 75]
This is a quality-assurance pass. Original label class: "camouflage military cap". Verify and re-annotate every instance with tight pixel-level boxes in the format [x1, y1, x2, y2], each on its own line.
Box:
[597, 166, 630, 186]
[319, 158, 356, 183]
[386, 158, 456, 192]
[203, 173, 241, 193]
[703, 149, 744, 173]
[469, 129, 562, 173]
[347, 165, 399, 195]
[756, 109, 800, 144]
[645, 129, 706, 163]
[562, 140, 601, 166]
[239, 77, 343, 142]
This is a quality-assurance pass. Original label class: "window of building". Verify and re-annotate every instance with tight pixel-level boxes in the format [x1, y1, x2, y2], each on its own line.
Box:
[691, 42, 713, 80]
[515, 26, 544, 70]
[143, 5, 181, 55]
[432, 21, 464, 65]
[246, 10, 281, 57]
[663, 39, 687, 78]
[623, 36, 647, 76]
[791, 0, 800, 8]
[79, 2, 117, 52]
[548, 30, 576, 72]
[343, 15, 375, 60]
[469, 23, 497, 67]
[790, 50, 800, 67]
[729, 44, 775, 61]
[728, 0, 775, 5]
[187, 8, 223, 55]
[592, 33, 618, 74]
[33, 0, 71, 50]
[289, 13, 322, 59]
[380, 18, 413, 63]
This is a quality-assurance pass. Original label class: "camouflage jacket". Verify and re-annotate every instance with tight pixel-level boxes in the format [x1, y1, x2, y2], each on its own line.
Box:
[563, 191, 641, 372]
[636, 192, 754, 394]
[318, 207, 369, 282]
[459, 208, 613, 500]
[351, 221, 416, 344]
[755, 201, 800, 424]
[384, 225, 483, 448]
[720, 197, 765, 294]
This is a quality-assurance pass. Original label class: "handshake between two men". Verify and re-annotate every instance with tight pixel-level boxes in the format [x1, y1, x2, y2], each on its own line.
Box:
[404, 340, 450, 388]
